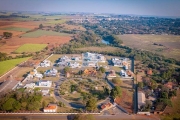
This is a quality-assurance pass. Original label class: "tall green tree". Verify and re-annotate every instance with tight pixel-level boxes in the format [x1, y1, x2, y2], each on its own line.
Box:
[99, 67, 106, 73]
[39, 24, 43, 29]
[110, 86, 122, 99]
[112, 77, 122, 85]
[85, 97, 97, 111]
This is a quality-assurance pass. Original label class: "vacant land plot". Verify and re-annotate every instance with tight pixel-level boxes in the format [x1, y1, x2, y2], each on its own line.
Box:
[15, 44, 47, 53]
[0, 57, 30, 76]
[60, 79, 109, 104]
[1, 26, 31, 32]
[118, 34, 180, 60]
[21, 30, 71, 38]
[47, 54, 61, 63]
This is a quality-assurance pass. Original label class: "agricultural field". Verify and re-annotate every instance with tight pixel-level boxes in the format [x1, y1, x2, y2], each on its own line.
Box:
[118, 34, 180, 60]
[46, 19, 66, 25]
[15, 44, 47, 53]
[1, 26, 31, 32]
[0, 35, 71, 54]
[0, 57, 30, 76]
[0, 30, 24, 37]
[21, 30, 71, 38]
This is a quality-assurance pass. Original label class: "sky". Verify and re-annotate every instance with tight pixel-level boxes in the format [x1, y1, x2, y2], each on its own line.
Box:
[0, 0, 180, 17]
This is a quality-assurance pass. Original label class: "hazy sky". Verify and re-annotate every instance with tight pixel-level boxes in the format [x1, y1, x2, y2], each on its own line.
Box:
[0, 0, 180, 16]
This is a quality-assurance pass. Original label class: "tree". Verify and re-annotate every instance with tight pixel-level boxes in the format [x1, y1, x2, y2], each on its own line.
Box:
[99, 67, 106, 73]
[3, 32, 12, 38]
[110, 86, 122, 99]
[42, 100, 48, 108]
[73, 114, 95, 120]
[112, 77, 122, 85]
[138, 82, 144, 89]
[58, 101, 65, 107]
[85, 97, 97, 111]
[64, 66, 71, 73]
[2, 98, 15, 111]
[161, 92, 168, 99]
[39, 24, 43, 29]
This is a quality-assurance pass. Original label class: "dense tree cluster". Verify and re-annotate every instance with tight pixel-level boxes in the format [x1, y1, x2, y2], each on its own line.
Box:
[0, 88, 42, 112]
[3, 32, 13, 38]
[82, 16, 180, 35]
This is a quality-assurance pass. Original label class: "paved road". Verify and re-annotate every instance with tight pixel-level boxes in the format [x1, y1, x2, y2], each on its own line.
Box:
[0, 114, 160, 120]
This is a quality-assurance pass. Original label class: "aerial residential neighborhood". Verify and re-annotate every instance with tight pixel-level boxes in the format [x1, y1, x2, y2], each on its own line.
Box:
[0, 1, 180, 120]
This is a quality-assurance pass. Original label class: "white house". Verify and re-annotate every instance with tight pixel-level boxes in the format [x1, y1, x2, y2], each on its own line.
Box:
[28, 69, 43, 79]
[120, 70, 128, 77]
[44, 68, 58, 77]
[71, 56, 81, 61]
[59, 56, 70, 62]
[40, 60, 51, 67]
[68, 61, 80, 68]
[36, 80, 52, 87]
[83, 52, 106, 63]
[111, 57, 129, 68]
[42, 89, 50, 96]
[24, 83, 36, 89]
[43, 104, 57, 113]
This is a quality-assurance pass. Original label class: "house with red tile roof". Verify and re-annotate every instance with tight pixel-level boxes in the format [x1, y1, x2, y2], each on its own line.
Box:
[43, 104, 57, 112]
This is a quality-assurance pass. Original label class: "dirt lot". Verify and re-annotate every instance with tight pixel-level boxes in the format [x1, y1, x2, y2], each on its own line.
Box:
[0, 35, 71, 54]
[0, 20, 43, 29]
[119, 34, 180, 60]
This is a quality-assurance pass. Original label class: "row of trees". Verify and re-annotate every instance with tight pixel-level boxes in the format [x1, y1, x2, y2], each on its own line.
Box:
[0, 52, 32, 62]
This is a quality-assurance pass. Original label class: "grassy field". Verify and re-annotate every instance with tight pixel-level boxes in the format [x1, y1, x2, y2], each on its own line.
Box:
[118, 34, 180, 60]
[0, 57, 30, 76]
[1, 26, 31, 32]
[46, 19, 66, 25]
[21, 30, 71, 38]
[47, 54, 61, 63]
[76, 46, 123, 52]
[15, 44, 47, 53]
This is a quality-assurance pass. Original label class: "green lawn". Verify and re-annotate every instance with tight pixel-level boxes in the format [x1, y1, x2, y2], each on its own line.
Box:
[0, 57, 30, 76]
[1, 27, 31, 32]
[15, 44, 47, 53]
[21, 30, 71, 38]
[47, 54, 61, 63]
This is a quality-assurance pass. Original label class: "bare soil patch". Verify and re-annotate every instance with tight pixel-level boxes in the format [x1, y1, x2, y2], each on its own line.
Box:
[0, 36, 71, 54]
